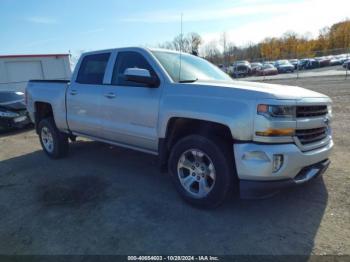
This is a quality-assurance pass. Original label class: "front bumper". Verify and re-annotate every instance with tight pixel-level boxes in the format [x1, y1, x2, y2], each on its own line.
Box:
[0, 114, 31, 130]
[233, 140, 333, 198]
[239, 159, 330, 198]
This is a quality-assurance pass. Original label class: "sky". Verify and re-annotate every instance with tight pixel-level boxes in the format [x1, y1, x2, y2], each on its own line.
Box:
[1, 0, 349, 57]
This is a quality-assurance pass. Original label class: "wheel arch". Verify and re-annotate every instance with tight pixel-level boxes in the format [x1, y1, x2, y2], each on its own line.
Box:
[34, 101, 54, 133]
[158, 117, 234, 171]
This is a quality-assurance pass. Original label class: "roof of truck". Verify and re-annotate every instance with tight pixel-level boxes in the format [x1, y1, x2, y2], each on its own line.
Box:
[81, 47, 182, 56]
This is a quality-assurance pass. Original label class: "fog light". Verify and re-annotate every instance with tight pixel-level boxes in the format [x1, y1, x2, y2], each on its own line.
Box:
[273, 154, 284, 173]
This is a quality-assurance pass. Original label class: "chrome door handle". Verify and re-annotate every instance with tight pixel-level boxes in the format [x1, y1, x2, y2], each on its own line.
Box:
[70, 90, 78, 95]
[104, 92, 116, 99]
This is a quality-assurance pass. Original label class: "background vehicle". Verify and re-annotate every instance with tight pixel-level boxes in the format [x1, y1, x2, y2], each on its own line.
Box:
[250, 62, 262, 75]
[232, 61, 252, 78]
[289, 59, 299, 69]
[336, 54, 349, 63]
[26, 47, 333, 208]
[330, 57, 343, 66]
[299, 59, 320, 70]
[315, 56, 331, 67]
[274, 60, 294, 73]
[255, 64, 278, 76]
[232, 64, 251, 78]
[343, 60, 350, 69]
[0, 91, 31, 131]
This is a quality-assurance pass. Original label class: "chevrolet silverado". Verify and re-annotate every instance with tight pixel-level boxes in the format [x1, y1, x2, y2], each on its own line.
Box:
[26, 47, 333, 208]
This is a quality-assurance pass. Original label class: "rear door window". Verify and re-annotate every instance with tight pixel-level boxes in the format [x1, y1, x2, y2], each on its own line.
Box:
[76, 53, 110, 84]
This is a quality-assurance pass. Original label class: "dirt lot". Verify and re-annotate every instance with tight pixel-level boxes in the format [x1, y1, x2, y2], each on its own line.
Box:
[0, 76, 349, 256]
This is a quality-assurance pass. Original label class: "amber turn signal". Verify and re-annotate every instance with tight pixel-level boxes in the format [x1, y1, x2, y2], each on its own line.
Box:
[256, 128, 295, 137]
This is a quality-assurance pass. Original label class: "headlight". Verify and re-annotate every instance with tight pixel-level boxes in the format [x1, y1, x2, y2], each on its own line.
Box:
[257, 104, 295, 118]
[0, 110, 20, 118]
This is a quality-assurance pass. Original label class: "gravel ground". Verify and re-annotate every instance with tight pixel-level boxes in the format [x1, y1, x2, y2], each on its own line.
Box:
[0, 76, 349, 256]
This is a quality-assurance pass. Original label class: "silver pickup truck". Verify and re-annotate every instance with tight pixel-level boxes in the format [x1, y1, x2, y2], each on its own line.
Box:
[26, 47, 333, 208]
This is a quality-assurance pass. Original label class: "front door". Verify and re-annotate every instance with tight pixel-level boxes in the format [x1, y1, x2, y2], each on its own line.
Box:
[99, 51, 161, 152]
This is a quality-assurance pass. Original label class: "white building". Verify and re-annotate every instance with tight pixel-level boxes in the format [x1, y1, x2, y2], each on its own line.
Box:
[0, 54, 72, 92]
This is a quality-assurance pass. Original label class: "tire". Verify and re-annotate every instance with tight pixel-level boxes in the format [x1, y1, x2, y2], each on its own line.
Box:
[38, 117, 69, 159]
[168, 134, 235, 208]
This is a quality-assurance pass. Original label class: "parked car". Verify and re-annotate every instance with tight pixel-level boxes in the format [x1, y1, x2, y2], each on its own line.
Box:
[330, 57, 343, 66]
[343, 60, 350, 69]
[335, 54, 348, 64]
[315, 57, 331, 67]
[255, 64, 278, 76]
[289, 59, 299, 69]
[0, 91, 31, 131]
[274, 60, 294, 73]
[234, 60, 250, 67]
[26, 47, 333, 208]
[298, 59, 320, 70]
[232, 62, 251, 78]
[297, 59, 308, 70]
[306, 59, 321, 69]
[250, 62, 262, 75]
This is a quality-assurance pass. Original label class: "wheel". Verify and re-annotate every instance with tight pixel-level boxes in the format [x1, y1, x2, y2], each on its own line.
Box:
[168, 135, 235, 208]
[38, 117, 69, 159]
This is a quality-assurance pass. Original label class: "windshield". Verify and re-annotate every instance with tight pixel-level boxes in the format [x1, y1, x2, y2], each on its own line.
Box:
[151, 50, 232, 83]
[0, 91, 24, 103]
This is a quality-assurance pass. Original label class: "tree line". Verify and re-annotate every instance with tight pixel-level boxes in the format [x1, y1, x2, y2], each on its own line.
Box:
[158, 19, 350, 64]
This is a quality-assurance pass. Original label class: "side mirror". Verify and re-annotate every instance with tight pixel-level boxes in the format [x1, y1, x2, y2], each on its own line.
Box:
[124, 68, 158, 87]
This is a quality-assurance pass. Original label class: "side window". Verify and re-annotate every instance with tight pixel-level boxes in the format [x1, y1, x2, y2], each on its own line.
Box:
[112, 51, 157, 87]
[76, 53, 110, 84]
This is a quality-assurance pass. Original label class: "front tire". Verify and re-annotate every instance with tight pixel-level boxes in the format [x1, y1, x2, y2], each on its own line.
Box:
[168, 135, 235, 208]
[38, 117, 68, 159]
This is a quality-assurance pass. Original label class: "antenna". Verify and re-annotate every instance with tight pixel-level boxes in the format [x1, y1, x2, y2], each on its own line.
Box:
[178, 13, 183, 82]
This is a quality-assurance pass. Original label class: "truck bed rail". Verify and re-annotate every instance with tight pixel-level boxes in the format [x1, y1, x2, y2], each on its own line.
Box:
[28, 79, 70, 83]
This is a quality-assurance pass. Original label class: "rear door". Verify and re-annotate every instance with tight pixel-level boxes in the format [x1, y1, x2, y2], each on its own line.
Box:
[66, 52, 111, 137]
[99, 51, 162, 152]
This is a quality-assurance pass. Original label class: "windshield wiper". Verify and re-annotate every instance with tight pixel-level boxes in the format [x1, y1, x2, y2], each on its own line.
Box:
[178, 78, 198, 83]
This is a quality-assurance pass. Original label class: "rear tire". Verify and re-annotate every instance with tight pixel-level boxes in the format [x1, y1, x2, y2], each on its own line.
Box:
[168, 135, 235, 208]
[38, 117, 68, 159]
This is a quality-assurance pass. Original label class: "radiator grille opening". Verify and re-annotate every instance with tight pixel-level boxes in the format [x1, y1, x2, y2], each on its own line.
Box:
[296, 105, 327, 118]
[296, 127, 328, 145]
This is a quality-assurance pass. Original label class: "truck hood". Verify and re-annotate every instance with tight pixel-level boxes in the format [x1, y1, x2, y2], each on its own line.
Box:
[191, 80, 329, 100]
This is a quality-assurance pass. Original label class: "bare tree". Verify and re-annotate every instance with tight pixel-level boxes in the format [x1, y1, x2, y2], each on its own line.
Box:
[188, 32, 202, 55]
[172, 34, 190, 52]
[202, 41, 221, 63]
[158, 32, 203, 55]
[226, 42, 238, 63]
[220, 32, 228, 66]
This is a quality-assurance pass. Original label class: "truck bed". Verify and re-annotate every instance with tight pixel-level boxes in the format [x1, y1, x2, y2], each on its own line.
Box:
[26, 79, 70, 131]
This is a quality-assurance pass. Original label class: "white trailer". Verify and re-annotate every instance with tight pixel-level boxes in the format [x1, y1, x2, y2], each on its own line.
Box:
[0, 54, 71, 92]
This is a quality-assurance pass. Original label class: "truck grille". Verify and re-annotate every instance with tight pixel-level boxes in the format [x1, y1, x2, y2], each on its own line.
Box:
[296, 105, 327, 118]
[296, 127, 328, 145]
